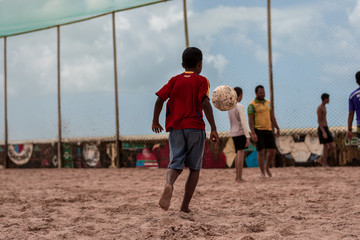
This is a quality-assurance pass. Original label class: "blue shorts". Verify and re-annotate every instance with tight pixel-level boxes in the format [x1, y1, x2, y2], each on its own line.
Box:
[168, 129, 206, 170]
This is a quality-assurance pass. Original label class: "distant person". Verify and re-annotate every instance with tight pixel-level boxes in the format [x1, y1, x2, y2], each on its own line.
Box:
[347, 71, 360, 145]
[152, 47, 219, 213]
[248, 85, 280, 178]
[316, 93, 335, 167]
[228, 87, 250, 182]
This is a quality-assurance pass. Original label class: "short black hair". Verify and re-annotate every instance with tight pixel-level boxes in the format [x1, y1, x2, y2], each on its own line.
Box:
[356, 71, 360, 85]
[255, 85, 264, 93]
[182, 47, 202, 68]
[233, 87, 242, 97]
[321, 93, 329, 101]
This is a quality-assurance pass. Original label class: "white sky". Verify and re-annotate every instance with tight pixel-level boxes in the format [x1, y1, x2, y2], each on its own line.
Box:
[0, 0, 360, 141]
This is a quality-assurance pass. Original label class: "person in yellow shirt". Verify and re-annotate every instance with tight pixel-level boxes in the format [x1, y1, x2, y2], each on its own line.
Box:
[248, 85, 280, 177]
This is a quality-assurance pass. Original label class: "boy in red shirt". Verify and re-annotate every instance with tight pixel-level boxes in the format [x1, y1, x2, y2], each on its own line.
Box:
[152, 47, 219, 213]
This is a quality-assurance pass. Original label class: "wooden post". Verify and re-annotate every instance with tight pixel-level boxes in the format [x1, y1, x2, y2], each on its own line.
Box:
[183, 0, 189, 48]
[57, 26, 62, 168]
[3, 37, 8, 168]
[112, 12, 121, 168]
[267, 0, 282, 166]
[267, 0, 274, 111]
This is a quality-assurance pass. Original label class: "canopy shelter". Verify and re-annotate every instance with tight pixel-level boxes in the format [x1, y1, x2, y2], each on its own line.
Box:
[0, 0, 168, 37]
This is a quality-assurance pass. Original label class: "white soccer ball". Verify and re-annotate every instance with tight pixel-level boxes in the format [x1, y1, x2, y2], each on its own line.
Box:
[211, 85, 237, 111]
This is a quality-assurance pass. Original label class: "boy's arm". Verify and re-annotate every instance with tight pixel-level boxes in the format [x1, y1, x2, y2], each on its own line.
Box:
[201, 97, 219, 147]
[248, 113, 257, 142]
[238, 105, 250, 138]
[152, 97, 164, 133]
[238, 105, 250, 147]
[247, 104, 257, 142]
[317, 106, 327, 139]
[347, 111, 355, 140]
[270, 111, 280, 137]
[317, 107, 323, 127]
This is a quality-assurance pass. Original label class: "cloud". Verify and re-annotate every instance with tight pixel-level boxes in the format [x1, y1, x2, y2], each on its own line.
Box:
[5, 29, 57, 97]
[62, 56, 114, 92]
[3, 1, 357, 97]
[349, 0, 360, 25]
[322, 63, 359, 76]
[8, 1, 337, 98]
[4, 16, 116, 97]
[116, 15, 131, 30]
[190, 5, 266, 37]
[205, 54, 229, 77]
[2, 0, 360, 138]
[149, 5, 183, 32]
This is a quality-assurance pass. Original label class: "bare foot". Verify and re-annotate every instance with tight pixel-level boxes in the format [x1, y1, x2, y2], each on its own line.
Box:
[266, 169, 272, 177]
[180, 208, 191, 213]
[159, 184, 172, 211]
[321, 161, 328, 167]
[315, 157, 323, 166]
[236, 178, 246, 183]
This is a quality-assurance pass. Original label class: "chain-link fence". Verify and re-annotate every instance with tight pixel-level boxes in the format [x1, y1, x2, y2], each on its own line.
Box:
[1, 0, 359, 141]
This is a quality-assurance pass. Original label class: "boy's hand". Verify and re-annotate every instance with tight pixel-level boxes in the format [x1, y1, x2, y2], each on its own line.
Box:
[210, 130, 219, 150]
[152, 97, 165, 133]
[245, 138, 250, 148]
[322, 131, 328, 139]
[251, 133, 258, 142]
[152, 122, 163, 133]
[275, 127, 280, 138]
[346, 130, 353, 141]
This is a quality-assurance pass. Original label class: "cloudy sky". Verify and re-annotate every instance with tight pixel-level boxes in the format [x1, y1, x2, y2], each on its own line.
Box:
[0, 0, 360, 141]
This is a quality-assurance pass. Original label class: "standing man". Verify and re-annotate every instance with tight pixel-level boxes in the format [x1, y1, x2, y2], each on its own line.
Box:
[347, 71, 360, 145]
[248, 85, 280, 177]
[316, 93, 335, 167]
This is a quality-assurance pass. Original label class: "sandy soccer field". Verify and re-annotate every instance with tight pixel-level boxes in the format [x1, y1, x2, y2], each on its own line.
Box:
[0, 167, 359, 240]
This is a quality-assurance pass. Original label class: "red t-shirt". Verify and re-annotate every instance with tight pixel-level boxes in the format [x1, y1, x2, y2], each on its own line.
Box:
[156, 71, 210, 131]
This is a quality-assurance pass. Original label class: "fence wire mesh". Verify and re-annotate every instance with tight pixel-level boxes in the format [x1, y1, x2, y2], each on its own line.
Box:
[0, 0, 359, 143]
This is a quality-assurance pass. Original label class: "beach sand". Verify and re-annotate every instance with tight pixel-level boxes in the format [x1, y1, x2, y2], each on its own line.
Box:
[0, 167, 359, 239]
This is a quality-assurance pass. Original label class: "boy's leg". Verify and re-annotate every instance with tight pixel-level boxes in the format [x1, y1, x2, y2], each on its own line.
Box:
[179, 129, 205, 213]
[255, 130, 266, 177]
[321, 143, 329, 167]
[180, 169, 200, 213]
[160, 129, 187, 211]
[257, 149, 266, 177]
[159, 168, 182, 211]
[265, 148, 276, 177]
[329, 142, 336, 165]
[166, 168, 182, 185]
[235, 150, 245, 182]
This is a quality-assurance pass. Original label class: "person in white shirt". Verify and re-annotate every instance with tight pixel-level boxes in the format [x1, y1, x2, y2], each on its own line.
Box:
[228, 87, 250, 182]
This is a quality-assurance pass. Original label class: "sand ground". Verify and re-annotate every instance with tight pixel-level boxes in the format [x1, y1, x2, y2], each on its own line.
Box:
[0, 167, 359, 240]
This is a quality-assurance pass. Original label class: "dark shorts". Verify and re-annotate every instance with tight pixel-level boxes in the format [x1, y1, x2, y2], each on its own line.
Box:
[232, 135, 246, 152]
[318, 126, 334, 144]
[254, 129, 277, 151]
